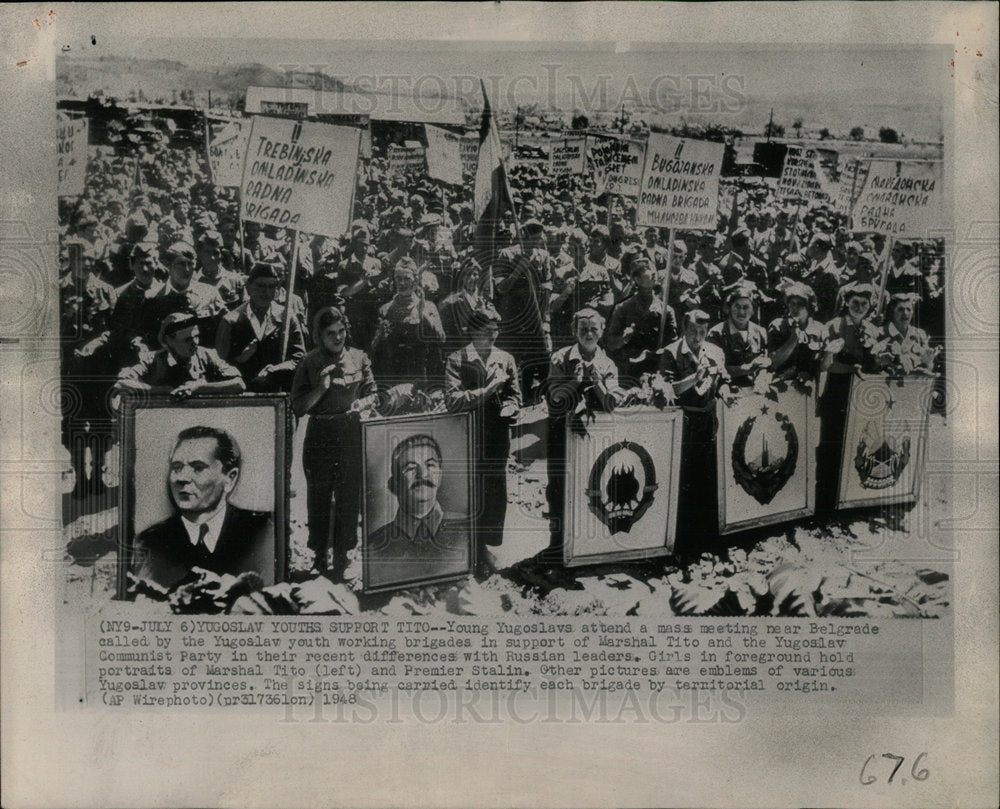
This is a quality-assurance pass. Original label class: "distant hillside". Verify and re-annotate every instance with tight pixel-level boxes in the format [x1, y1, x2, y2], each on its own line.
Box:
[56, 55, 348, 106]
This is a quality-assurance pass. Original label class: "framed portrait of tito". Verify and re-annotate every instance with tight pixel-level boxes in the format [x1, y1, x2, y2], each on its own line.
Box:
[116, 395, 290, 598]
[360, 411, 475, 594]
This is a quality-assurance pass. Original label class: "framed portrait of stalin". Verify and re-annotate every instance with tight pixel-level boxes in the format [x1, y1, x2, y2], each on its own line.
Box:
[360, 411, 475, 593]
[116, 395, 291, 598]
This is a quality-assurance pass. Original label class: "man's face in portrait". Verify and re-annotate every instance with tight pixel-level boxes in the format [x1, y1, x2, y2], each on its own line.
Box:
[395, 442, 442, 516]
[169, 437, 238, 518]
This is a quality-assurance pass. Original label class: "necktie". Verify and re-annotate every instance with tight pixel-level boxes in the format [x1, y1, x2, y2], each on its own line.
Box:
[196, 523, 211, 557]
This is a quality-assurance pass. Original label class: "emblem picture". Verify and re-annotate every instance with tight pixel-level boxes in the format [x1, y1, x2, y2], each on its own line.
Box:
[564, 408, 683, 566]
[716, 389, 815, 534]
[837, 375, 932, 508]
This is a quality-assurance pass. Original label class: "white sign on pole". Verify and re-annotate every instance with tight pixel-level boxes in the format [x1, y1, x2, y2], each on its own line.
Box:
[207, 117, 249, 188]
[851, 160, 943, 237]
[835, 156, 871, 215]
[423, 125, 464, 185]
[240, 116, 360, 238]
[387, 143, 426, 176]
[460, 134, 479, 176]
[57, 113, 89, 197]
[776, 145, 831, 202]
[587, 135, 645, 197]
[634, 134, 724, 230]
[549, 138, 586, 175]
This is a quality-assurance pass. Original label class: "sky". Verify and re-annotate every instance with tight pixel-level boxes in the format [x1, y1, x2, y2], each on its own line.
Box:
[44, 4, 952, 138]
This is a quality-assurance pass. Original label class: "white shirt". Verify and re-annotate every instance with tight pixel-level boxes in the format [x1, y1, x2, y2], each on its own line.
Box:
[247, 306, 268, 341]
[180, 502, 228, 554]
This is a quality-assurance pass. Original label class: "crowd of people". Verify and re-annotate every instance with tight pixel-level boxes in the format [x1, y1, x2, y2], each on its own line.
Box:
[59, 127, 946, 585]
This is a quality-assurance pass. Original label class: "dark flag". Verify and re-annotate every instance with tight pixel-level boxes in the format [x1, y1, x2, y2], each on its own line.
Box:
[472, 80, 518, 291]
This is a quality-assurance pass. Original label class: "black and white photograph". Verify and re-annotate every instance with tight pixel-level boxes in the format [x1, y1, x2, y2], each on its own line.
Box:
[42, 8, 961, 619]
[117, 396, 289, 597]
[1, 3, 996, 808]
[361, 412, 474, 593]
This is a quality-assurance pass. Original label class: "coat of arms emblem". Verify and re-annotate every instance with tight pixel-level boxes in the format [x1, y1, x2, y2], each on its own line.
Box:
[585, 440, 658, 534]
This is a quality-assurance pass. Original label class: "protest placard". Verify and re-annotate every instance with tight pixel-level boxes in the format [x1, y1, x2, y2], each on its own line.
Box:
[239, 116, 360, 238]
[776, 145, 831, 202]
[588, 135, 645, 197]
[835, 156, 871, 215]
[460, 133, 479, 176]
[634, 133, 724, 230]
[387, 142, 426, 176]
[423, 124, 464, 185]
[549, 137, 586, 175]
[851, 159, 942, 237]
[56, 112, 88, 197]
[206, 117, 248, 188]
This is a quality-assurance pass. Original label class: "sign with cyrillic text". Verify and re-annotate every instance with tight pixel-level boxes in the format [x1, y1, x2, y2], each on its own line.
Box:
[851, 160, 942, 237]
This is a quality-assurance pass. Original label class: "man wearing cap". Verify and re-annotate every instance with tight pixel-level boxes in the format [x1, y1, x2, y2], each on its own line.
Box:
[445, 307, 522, 577]
[493, 219, 552, 402]
[802, 232, 841, 323]
[217, 215, 251, 274]
[659, 310, 734, 555]
[577, 225, 620, 318]
[767, 281, 825, 380]
[707, 284, 770, 386]
[337, 223, 386, 351]
[719, 226, 771, 294]
[684, 234, 723, 319]
[764, 209, 799, 274]
[215, 262, 306, 393]
[144, 239, 228, 349]
[605, 255, 677, 384]
[642, 227, 669, 273]
[411, 212, 455, 302]
[195, 231, 244, 311]
[116, 311, 245, 399]
[106, 212, 150, 288]
[548, 228, 587, 351]
[370, 257, 446, 391]
[75, 241, 164, 375]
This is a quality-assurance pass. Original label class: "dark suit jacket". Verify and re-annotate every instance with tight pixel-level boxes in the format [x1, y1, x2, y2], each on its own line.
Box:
[134, 504, 275, 589]
[215, 301, 306, 390]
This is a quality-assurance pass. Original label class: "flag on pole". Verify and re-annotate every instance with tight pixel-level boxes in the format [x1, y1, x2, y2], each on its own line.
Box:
[473, 80, 519, 281]
[474, 80, 514, 222]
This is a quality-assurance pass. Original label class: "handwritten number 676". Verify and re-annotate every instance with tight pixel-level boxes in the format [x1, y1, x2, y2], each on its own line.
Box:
[860, 752, 929, 785]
